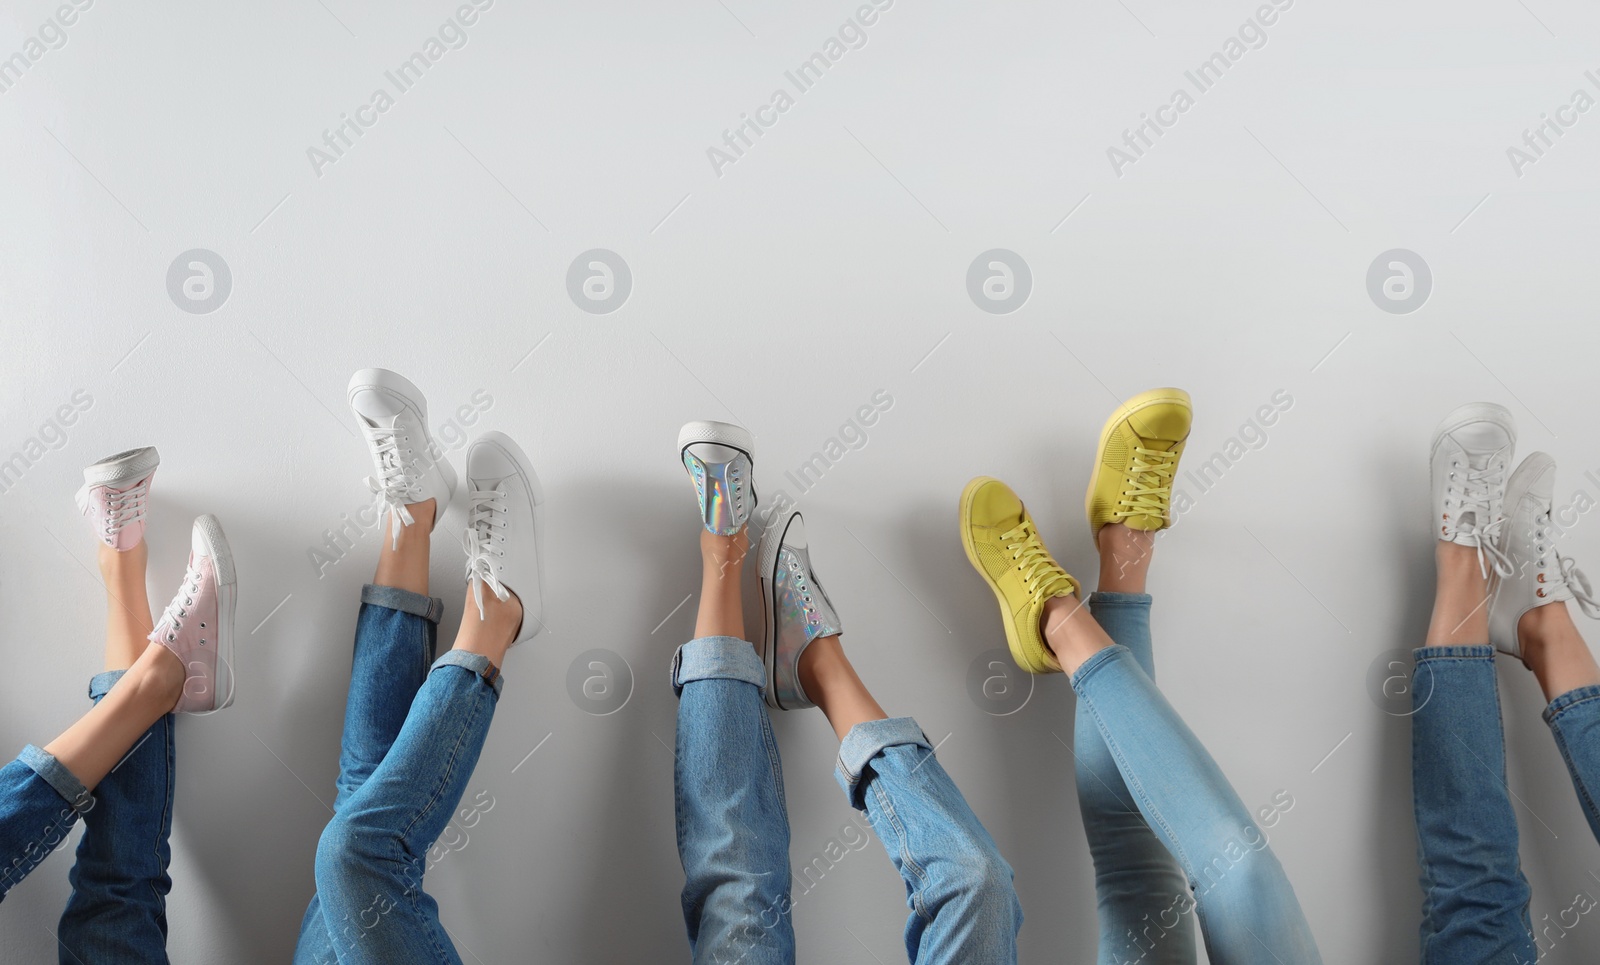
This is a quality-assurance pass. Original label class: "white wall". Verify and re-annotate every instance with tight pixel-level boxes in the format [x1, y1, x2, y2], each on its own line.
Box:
[4, 0, 1600, 961]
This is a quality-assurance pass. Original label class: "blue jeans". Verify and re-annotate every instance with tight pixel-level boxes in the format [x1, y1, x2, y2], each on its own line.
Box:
[1076, 593, 1195, 965]
[1071, 595, 1322, 965]
[293, 584, 502, 965]
[1411, 646, 1600, 964]
[0, 669, 176, 964]
[671, 635, 1022, 965]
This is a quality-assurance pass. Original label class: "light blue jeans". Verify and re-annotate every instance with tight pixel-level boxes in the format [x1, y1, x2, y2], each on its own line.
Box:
[0, 669, 176, 964]
[1072, 592, 1322, 965]
[1411, 645, 1600, 964]
[292, 584, 502, 965]
[672, 635, 1022, 965]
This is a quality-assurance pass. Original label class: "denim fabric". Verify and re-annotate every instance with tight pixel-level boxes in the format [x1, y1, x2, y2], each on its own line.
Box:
[1412, 645, 1536, 964]
[673, 636, 795, 965]
[672, 634, 1021, 965]
[1079, 592, 1196, 965]
[57, 668, 178, 965]
[0, 747, 91, 902]
[1543, 683, 1600, 844]
[1072, 644, 1322, 964]
[0, 668, 175, 964]
[835, 717, 1022, 965]
[294, 585, 501, 965]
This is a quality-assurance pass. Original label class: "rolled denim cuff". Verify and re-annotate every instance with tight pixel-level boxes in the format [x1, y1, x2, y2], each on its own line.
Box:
[1088, 591, 1152, 608]
[1413, 644, 1495, 662]
[88, 669, 128, 701]
[19, 745, 93, 813]
[432, 650, 504, 696]
[1545, 683, 1600, 725]
[834, 716, 930, 810]
[1069, 643, 1132, 691]
[670, 636, 764, 697]
[362, 584, 445, 624]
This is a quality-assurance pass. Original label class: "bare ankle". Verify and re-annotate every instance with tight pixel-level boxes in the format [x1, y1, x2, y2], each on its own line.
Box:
[1041, 593, 1102, 673]
[700, 527, 749, 580]
[1097, 524, 1153, 594]
[130, 645, 185, 712]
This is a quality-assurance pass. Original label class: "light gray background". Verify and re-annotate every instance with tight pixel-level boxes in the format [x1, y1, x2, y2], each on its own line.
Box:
[2, 0, 1599, 961]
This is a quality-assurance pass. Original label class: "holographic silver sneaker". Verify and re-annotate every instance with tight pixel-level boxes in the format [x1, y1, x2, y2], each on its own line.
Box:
[757, 511, 842, 711]
[679, 421, 756, 536]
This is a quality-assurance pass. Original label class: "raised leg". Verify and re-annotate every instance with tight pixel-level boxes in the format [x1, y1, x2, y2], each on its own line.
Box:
[306, 586, 511, 965]
[827, 706, 1022, 965]
[1074, 526, 1196, 965]
[58, 538, 177, 964]
[674, 526, 796, 965]
[294, 499, 447, 964]
[1046, 601, 1322, 964]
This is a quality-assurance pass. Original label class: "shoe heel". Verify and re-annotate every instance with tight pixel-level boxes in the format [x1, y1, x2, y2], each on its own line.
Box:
[195, 514, 236, 586]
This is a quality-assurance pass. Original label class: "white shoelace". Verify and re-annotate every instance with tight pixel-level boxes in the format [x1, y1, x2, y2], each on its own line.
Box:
[464, 485, 509, 620]
[1556, 555, 1600, 619]
[1449, 462, 1513, 578]
[103, 479, 151, 540]
[151, 563, 201, 644]
[362, 424, 421, 549]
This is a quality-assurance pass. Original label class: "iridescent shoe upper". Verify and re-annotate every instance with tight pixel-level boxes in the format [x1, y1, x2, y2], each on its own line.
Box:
[679, 421, 755, 536]
[760, 512, 842, 711]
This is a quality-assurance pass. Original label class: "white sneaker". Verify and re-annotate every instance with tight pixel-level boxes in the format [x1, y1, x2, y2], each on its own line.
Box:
[1488, 453, 1600, 658]
[757, 511, 842, 711]
[462, 431, 544, 647]
[347, 369, 458, 548]
[678, 421, 756, 536]
[1430, 403, 1515, 578]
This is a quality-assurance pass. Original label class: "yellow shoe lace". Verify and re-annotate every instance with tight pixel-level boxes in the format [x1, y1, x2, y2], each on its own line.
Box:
[999, 521, 1077, 605]
[1114, 447, 1179, 522]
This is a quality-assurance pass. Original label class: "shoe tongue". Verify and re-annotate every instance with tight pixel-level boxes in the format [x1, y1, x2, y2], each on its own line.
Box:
[351, 390, 404, 425]
[1128, 409, 1186, 449]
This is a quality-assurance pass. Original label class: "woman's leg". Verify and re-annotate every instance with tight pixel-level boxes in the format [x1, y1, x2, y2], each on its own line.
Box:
[0, 644, 181, 905]
[57, 530, 178, 965]
[1482, 449, 1600, 853]
[812, 638, 1022, 965]
[1527, 605, 1600, 845]
[674, 525, 797, 965]
[1411, 540, 1534, 965]
[293, 368, 465, 963]
[293, 500, 444, 964]
[1046, 596, 1322, 964]
[756, 509, 1019, 965]
[1074, 525, 1196, 965]
[305, 425, 538, 965]
[952, 445, 1320, 965]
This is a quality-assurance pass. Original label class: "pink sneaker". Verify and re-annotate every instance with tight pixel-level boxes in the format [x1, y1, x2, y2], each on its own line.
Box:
[151, 515, 237, 714]
[75, 447, 159, 551]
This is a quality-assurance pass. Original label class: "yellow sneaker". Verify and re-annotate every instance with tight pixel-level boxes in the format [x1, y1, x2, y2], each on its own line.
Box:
[959, 476, 1078, 674]
[1085, 388, 1192, 537]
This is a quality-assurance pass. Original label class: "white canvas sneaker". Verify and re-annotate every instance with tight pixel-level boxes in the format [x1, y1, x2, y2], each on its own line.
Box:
[1488, 452, 1600, 658]
[678, 421, 756, 536]
[757, 511, 842, 711]
[1431, 403, 1516, 578]
[462, 431, 545, 647]
[348, 368, 458, 548]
